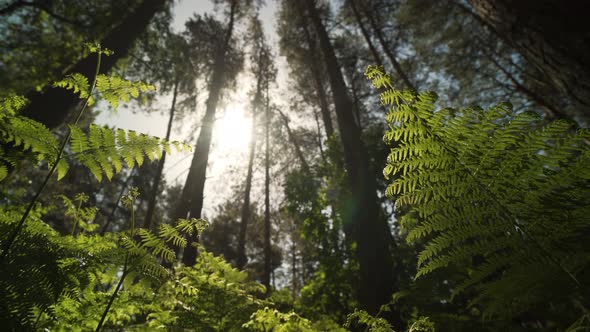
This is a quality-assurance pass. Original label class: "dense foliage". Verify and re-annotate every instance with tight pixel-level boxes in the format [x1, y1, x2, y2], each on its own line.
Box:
[1, 0, 589, 331]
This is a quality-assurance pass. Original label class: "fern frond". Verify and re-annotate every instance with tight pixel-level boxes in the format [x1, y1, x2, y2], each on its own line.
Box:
[0, 95, 28, 115]
[95, 74, 155, 109]
[54, 73, 94, 105]
[67, 125, 187, 181]
[0, 116, 59, 164]
[368, 65, 590, 321]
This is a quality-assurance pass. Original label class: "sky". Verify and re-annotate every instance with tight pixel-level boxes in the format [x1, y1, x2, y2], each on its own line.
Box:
[95, 0, 285, 217]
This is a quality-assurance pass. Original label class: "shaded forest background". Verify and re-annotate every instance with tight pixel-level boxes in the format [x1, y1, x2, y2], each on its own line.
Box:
[1, 0, 589, 331]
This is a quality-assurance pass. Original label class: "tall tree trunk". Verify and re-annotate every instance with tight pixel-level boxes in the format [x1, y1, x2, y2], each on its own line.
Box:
[301, 0, 399, 324]
[277, 110, 310, 173]
[263, 82, 272, 291]
[468, 0, 590, 120]
[362, 1, 416, 91]
[100, 168, 135, 235]
[143, 80, 178, 230]
[290, 227, 299, 297]
[312, 109, 327, 164]
[236, 88, 260, 270]
[176, 0, 238, 266]
[348, 0, 384, 67]
[21, 0, 168, 128]
[487, 56, 560, 118]
[300, 20, 334, 139]
[0, 0, 25, 16]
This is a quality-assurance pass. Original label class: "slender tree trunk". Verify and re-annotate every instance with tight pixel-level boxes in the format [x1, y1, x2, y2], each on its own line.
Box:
[100, 168, 135, 235]
[0, 0, 85, 26]
[301, 0, 399, 324]
[280, 106, 341, 264]
[177, 0, 238, 266]
[0, 0, 24, 16]
[143, 80, 178, 230]
[468, 0, 590, 121]
[362, 2, 416, 91]
[277, 110, 310, 173]
[21, 0, 168, 128]
[300, 20, 334, 139]
[236, 87, 260, 270]
[263, 81, 272, 291]
[348, 0, 384, 67]
[312, 109, 327, 164]
[291, 230, 298, 297]
[488, 56, 561, 118]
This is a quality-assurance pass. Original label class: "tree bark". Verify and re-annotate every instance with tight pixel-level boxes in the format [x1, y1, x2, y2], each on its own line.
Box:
[236, 84, 260, 270]
[488, 56, 561, 118]
[277, 110, 310, 173]
[0, 0, 25, 16]
[100, 168, 135, 235]
[312, 109, 327, 164]
[177, 0, 238, 266]
[263, 81, 271, 291]
[300, 19, 334, 139]
[143, 79, 178, 230]
[301, 0, 399, 323]
[0, 0, 87, 26]
[21, 0, 168, 128]
[290, 233, 298, 297]
[468, 0, 590, 120]
[362, 1, 416, 91]
[348, 0, 384, 68]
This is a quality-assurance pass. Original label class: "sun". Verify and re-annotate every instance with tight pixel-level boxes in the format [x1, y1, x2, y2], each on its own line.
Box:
[214, 104, 252, 153]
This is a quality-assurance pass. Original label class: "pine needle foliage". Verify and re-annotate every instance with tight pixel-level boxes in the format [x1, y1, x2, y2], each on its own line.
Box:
[366, 65, 590, 324]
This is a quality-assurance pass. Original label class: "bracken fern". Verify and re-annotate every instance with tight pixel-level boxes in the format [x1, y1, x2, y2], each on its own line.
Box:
[366, 65, 590, 325]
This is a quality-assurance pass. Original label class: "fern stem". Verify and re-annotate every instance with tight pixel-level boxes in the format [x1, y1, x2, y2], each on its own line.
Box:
[0, 49, 102, 263]
[95, 189, 137, 332]
[95, 255, 129, 332]
[71, 198, 83, 235]
[100, 168, 135, 235]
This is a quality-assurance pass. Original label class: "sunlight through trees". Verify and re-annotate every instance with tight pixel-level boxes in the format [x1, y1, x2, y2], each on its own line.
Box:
[1, 0, 589, 330]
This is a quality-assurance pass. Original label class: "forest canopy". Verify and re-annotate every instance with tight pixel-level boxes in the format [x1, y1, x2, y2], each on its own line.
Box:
[1, 0, 589, 331]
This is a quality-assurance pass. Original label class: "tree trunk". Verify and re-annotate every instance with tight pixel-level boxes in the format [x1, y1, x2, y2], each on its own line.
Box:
[100, 168, 135, 235]
[143, 79, 178, 230]
[236, 87, 260, 270]
[348, 0, 384, 67]
[21, 0, 168, 128]
[362, 1, 416, 91]
[312, 109, 327, 164]
[301, 0, 399, 324]
[487, 56, 561, 118]
[468, 0, 590, 120]
[277, 110, 310, 173]
[177, 0, 238, 267]
[263, 81, 272, 291]
[0, 0, 25, 16]
[300, 21, 334, 140]
[290, 229, 299, 297]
